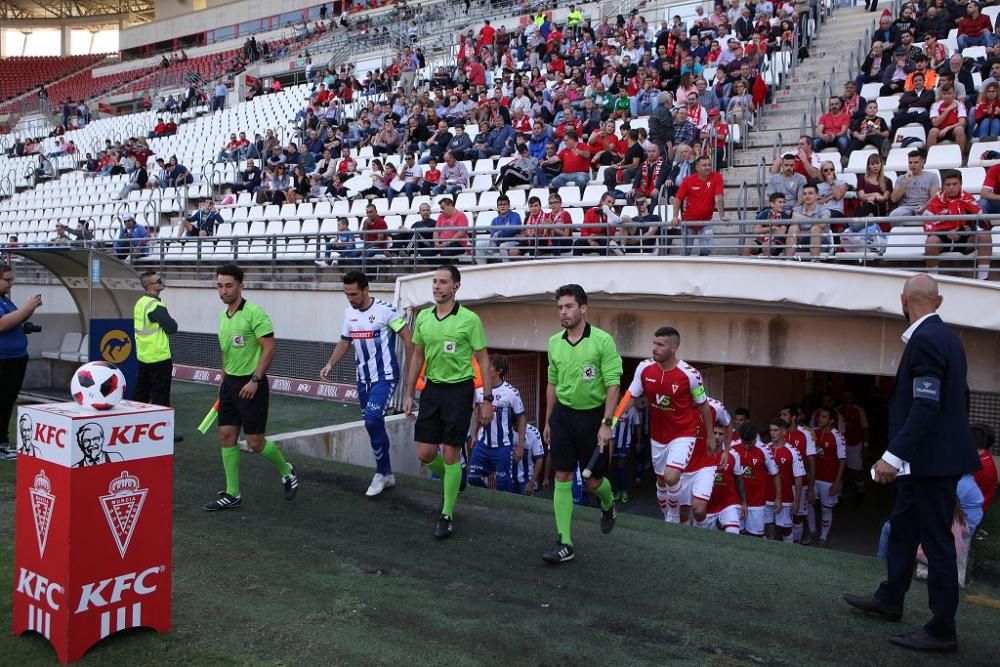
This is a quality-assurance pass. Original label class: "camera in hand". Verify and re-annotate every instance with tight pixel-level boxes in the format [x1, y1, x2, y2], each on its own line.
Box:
[22, 321, 41, 334]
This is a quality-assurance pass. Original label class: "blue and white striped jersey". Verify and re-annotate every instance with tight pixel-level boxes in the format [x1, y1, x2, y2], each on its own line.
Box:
[341, 298, 407, 384]
[475, 381, 525, 448]
[613, 406, 640, 449]
[513, 423, 546, 485]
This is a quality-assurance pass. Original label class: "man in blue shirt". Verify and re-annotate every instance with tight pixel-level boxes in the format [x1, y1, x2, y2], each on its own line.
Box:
[181, 199, 223, 237]
[0, 264, 42, 460]
[114, 213, 150, 260]
[488, 195, 523, 262]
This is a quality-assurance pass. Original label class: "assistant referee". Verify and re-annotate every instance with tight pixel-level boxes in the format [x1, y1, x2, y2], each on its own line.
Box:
[402, 264, 492, 540]
[203, 264, 298, 511]
[542, 284, 623, 564]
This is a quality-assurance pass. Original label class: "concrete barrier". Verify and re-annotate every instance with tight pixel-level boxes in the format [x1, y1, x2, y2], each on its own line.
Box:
[265, 414, 422, 476]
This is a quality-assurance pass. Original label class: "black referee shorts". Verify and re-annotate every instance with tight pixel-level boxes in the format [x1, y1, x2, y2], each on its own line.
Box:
[414, 379, 475, 448]
[219, 374, 269, 435]
[549, 402, 607, 477]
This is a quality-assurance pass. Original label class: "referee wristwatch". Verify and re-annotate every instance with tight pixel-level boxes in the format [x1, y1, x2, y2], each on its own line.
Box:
[250, 374, 261, 384]
[602, 417, 613, 426]
[483, 393, 494, 402]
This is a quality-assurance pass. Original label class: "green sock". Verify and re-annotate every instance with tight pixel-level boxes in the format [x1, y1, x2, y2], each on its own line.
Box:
[554, 480, 574, 545]
[442, 461, 462, 518]
[594, 477, 614, 511]
[260, 439, 292, 477]
[221, 447, 241, 496]
[425, 452, 445, 477]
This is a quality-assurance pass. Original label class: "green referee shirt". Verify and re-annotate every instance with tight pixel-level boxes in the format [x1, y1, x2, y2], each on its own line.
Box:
[547, 322, 622, 410]
[412, 302, 486, 384]
[218, 299, 274, 376]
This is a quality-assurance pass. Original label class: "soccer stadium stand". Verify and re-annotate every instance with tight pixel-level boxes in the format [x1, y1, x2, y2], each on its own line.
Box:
[0, 54, 106, 103]
[1, 0, 1000, 278]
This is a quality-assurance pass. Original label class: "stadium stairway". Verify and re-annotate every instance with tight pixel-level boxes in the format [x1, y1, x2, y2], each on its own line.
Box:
[726, 4, 877, 213]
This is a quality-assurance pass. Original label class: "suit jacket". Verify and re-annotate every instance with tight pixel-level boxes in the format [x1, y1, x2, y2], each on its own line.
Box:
[888, 314, 980, 477]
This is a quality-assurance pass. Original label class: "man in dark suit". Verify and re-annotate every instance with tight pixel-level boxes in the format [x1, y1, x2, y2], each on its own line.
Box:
[844, 274, 981, 653]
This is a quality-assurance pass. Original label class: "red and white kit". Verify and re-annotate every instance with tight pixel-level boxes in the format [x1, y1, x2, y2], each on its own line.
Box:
[627, 358, 707, 475]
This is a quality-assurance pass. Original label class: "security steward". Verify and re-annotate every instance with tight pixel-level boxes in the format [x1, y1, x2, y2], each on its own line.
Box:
[134, 270, 181, 440]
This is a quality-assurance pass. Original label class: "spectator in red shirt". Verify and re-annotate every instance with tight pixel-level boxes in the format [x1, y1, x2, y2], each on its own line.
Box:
[359, 203, 389, 255]
[671, 155, 726, 256]
[971, 424, 998, 514]
[434, 197, 469, 257]
[813, 96, 851, 156]
[550, 132, 591, 191]
[923, 170, 993, 279]
[957, 2, 995, 50]
[573, 192, 618, 256]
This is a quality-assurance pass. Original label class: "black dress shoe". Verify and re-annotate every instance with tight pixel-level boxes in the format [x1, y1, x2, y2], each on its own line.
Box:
[842, 593, 903, 621]
[889, 629, 958, 653]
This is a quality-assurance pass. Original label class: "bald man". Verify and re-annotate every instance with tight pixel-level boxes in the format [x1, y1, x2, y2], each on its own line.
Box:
[844, 274, 980, 653]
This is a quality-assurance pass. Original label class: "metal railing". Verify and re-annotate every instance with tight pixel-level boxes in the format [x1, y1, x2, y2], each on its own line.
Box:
[6, 214, 998, 283]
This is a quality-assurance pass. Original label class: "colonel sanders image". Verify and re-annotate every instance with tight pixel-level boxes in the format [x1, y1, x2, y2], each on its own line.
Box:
[18, 414, 39, 457]
[72, 422, 123, 467]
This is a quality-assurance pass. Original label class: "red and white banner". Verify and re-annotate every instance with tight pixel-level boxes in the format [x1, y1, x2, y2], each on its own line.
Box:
[13, 404, 173, 663]
[172, 363, 358, 402]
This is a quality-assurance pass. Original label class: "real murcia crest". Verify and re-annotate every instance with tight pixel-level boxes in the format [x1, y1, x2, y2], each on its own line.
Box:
[99, 472, 148, 558]
[29, 470, 56, 557]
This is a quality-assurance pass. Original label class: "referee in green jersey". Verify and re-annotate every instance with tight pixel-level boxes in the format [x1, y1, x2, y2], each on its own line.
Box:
[203, 264, 299, 511]
[542, 284, 622, 564]
[403, 265, 492, 539]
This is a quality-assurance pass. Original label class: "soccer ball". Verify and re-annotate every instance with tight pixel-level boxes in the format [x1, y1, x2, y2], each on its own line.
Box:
[71, 361, 126, 410]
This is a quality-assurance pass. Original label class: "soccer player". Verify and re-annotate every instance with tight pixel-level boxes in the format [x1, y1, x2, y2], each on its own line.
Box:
[514, 423, 546, 495]
[542, 284, 622, 564]
[839, 390, 869, 503]
[732, 423, 780, 538]
[769, 418, 807, 542]
[320, 271, 413, 497]
[611, 404, 640, 503]
[204, 264, 298, 511]
[680, 395, 732, 526]
[813, 407, 847, 546]
[467, 354, 526, 493]
[781, 404, 816, 544]
[703, 425, 746, 534]
[402, 265, 491, 539]
[619, 327, 715, 523]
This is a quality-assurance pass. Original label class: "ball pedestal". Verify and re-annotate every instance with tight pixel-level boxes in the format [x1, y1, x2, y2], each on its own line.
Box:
[11, 400, 174, 663]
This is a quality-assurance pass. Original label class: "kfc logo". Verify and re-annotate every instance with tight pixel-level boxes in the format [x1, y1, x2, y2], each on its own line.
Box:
[75, 565, 164, 613]
[29, 418, 67, 450]
[107, 422, 168, 446]
[73, 423, 124, 467]
[29, 470, 56, 557]
[17, 567, 65, 610]
[99, 472, 148, 558]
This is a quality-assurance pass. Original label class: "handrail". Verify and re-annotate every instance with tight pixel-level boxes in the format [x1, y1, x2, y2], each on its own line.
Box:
[11, 213, 996, 279]
[756, 154, 767, 211]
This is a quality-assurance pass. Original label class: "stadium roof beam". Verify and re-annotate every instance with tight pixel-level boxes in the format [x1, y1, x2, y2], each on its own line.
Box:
[0, 0, 152, 23]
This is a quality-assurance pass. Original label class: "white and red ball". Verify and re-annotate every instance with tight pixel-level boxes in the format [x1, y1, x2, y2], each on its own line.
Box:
[71, 361, 126, 410]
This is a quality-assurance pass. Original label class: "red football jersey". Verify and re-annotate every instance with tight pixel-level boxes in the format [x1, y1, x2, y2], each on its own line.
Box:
[628, 359, 707, 443]
[733, 443, 778, 507]
[773, 444, 807, 505]
[786, 425, 816, 468]
[814, 428, 847, 483]
[706, 450, 743, 514]
[686, 396, 731, 472]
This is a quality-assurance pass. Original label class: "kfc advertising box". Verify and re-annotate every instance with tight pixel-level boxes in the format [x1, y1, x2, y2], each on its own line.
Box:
[12, 400, 174, 663]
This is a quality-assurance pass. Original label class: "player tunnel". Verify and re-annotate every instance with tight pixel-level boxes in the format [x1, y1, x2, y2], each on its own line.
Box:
[4, 248, 143, 398]
[394, 260, 1000, 553]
